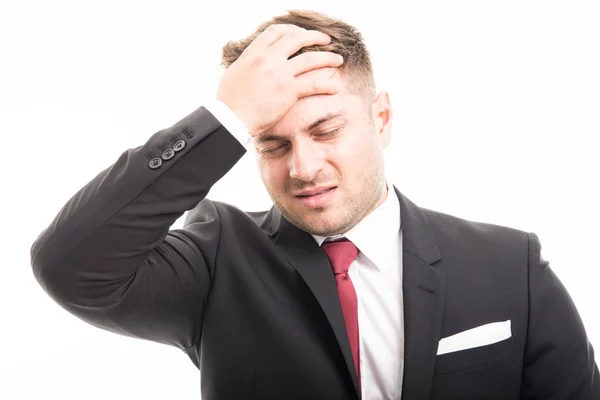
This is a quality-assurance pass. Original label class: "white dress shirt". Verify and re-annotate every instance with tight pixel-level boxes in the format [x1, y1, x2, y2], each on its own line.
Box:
[204, 99, 405, 399]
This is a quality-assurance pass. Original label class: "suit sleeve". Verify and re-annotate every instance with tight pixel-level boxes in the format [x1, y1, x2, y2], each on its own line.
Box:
[30, 106, 246, 354]
[521, 232, 600, 398]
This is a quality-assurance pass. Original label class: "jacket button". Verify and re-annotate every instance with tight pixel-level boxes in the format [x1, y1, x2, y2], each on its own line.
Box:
[162, 148, 175, 160]
[173, 139, 186, 152]
[149, 157, 162, 169]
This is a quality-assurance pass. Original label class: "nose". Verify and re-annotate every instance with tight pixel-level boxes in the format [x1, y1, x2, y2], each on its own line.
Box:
[288, 140, 325, 182]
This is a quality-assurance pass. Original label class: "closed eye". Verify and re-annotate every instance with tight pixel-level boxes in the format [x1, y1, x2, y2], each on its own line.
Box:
[261, 143, 289, 155]
[259, 126, 343, 155]
[312, 128, 342, 139]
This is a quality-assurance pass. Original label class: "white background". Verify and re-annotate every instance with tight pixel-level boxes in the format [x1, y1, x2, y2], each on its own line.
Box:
[1, 0, 599, 398]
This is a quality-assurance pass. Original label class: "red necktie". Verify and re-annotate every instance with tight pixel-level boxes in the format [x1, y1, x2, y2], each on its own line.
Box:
[322, 238, 361, 386]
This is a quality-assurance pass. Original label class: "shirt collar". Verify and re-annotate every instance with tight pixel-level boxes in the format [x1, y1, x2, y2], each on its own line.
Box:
[312, 180, 401, 271]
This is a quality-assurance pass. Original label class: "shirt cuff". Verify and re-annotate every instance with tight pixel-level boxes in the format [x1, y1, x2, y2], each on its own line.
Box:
[203, 99, 253, 147]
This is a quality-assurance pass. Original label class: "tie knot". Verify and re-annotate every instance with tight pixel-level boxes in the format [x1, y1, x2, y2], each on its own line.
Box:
[321, 238, 359, 275]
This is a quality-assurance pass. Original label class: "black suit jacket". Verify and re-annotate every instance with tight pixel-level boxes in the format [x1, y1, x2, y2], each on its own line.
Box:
[31, 106, 599, 399]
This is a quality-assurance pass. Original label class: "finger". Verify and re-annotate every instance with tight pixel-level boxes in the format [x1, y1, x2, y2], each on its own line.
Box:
[269, 29, 332, 58]
[295, 68, 343, 98]
[287, 51, 344, 76]
[246, 24, 307, 51]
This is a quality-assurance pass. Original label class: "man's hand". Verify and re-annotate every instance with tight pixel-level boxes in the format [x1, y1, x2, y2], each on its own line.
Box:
[216, 24, 344, 137]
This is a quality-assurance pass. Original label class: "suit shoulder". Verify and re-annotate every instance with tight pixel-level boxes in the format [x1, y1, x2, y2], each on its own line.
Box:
[421, 206, 530, 247]
[184, 198, 276, 235]
[419, 207, 534, 278]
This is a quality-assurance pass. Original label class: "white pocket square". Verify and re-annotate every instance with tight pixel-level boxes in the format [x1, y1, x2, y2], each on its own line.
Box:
[436, 320, 512, 356]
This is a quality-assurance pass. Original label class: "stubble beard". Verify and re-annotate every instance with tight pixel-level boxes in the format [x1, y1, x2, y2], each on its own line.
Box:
[273, 171, 386, 237]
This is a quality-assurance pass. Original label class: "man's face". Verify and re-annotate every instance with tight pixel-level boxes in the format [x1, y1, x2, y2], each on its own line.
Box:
[254, 73, 393, 236]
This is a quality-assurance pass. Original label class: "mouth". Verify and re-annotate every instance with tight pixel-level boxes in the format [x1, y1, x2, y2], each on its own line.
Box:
[295, 187, 337, 208]
[296, 187, 336, 198]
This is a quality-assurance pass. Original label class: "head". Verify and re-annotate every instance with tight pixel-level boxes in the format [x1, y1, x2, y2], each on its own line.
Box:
[222, 10, 393, 236]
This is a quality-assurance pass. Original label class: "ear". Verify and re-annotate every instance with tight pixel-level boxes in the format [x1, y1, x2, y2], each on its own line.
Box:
[371, 90, 393, 149]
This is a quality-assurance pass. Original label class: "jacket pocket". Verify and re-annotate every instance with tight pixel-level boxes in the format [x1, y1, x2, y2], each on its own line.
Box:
[434, 335, 516, 375]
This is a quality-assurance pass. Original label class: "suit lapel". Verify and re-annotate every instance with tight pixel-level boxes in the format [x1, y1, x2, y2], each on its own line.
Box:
[273, 211, 361, 398]
[396, 188, 446, 398]
[270, 188, 446, 399]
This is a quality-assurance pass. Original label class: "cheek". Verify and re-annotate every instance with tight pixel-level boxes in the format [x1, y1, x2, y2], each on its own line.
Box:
[259, 160, 287, 190]
[337, 135, 380, 179]
[337, 135, 372, 166]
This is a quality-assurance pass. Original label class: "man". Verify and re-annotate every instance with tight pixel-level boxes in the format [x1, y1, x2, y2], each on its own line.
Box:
[30, 9, 598, 399]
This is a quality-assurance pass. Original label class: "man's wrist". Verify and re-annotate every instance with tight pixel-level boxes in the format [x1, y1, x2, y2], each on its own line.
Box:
[204, 99, 252, 147]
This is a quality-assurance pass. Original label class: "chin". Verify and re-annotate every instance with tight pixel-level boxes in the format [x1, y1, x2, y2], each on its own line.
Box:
[298, 214, 350, 237]
[278, 198, 351, 236]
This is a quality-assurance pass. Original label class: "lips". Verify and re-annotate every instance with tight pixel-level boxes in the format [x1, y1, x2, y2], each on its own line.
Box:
[295, 186, 337, 208]
[296, 187, 336, 197]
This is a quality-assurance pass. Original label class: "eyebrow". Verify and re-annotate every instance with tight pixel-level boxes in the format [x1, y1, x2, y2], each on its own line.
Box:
[255, 112, 345, 144]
